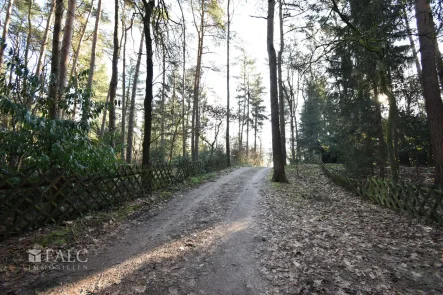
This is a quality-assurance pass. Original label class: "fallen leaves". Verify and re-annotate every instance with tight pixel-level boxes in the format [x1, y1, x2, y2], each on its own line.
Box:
[259, 164, 443, 295]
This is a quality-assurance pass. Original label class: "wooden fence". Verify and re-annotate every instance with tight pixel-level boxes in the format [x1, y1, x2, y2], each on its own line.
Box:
[0, 158, 238, 238]
[321, 164, 443, 226]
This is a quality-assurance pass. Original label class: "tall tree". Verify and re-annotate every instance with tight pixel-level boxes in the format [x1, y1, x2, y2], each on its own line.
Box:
[190, 0, 224, 161]
[70, 0, 94, 79]
[83, 0, 102, 124]
[108, 0, 119, 147]
[127, 33, 144, 163]
[415, 0, 443, 185]
[35, 0, 55, 78]
[141, 0, 155, 167]
[58, 0, 76, 119]
[48, 0, 64, 119]
[226, 0, 231, 166]
[121, 16, 133, 161]
[0, 0, 14, 71]
[267, 0, 288, 182]
[278, 0, 286, 164]
[177, 0, 187, 158]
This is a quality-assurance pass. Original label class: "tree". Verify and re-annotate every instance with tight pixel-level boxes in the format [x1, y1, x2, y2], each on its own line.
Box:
[0, 0, 14, 71]
[35, 0, 55, 78]
[415, 0, 443, 185]
[267, 0, 288, 182]
[226, 0, 231, 166]
[83, 0, 102, 124]
[48, 0, 64, 119]
[177, 0, 187, 158]
[190, 0, 224, 161]
[58, 0, 76, 119]
[250, 74, 267, 153]
[108, 0, 119, 147]
[141, 0, 155, 167]
[127, 33, 144, 164]
[330, 0, 401, 180]
[278, 0, 286, 164]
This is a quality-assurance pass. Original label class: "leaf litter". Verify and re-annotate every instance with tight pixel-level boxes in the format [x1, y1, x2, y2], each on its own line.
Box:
[258, 164, 443, 294]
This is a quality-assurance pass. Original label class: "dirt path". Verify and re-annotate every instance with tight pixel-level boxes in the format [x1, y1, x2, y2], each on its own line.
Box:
[26, 167, 269, 295]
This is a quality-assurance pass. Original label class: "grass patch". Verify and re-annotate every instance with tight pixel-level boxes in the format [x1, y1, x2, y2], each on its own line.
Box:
[34, 227, 72, 248]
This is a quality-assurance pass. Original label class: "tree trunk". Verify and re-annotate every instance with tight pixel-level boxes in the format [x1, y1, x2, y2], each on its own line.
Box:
[246, 87, 250, 159]
[24, 0, 33, 71]
[142, 0, 155, 167]
[254, 110, 257, 152]
[36, 0, 55, 78]
[415, 0, 443, 185]
[71, 1, 93, 119]
[127, 33, 144, 163]
[121, 19, 131, 161]
[83, 0, 102, 124]
[58, 0, 76, 119]
[169, 73, 179, 163]
[226, 0, 231, 166]
[278, 0, 286, 164]
[23, 0, 33, 109]
[108, 0, 119, 147]
[100, 89, 110, 135]
[178, 0, 186, 158]
[284, 70, 296, 163]
[0, 0, 14, 71]
[378, 58, 399, 181]
[48, 0, 64, 120]
[192, 0, 205, 162]
[70, 0, 93, 79]
[267, 0, 288, 182]
[295, 71, 300, 162]
[160, 41, 166, 146]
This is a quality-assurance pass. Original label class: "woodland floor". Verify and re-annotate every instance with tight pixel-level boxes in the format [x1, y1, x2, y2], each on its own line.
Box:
[1, 165, 443, 294]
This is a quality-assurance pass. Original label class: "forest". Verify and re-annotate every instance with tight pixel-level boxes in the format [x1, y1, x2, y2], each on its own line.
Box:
[0, 0, 442, 187]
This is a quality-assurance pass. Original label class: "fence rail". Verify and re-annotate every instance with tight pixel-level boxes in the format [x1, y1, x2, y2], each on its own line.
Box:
[0, 158, 238, 239]
[321, 164, 443, 226]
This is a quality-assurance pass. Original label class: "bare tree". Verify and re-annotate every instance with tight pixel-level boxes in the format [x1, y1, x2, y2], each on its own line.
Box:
[267, 0, 288, 182]
[278, 0, 286, 164]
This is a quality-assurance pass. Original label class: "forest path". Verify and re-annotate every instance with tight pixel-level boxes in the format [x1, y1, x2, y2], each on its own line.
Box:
[30, 167, 270, 294]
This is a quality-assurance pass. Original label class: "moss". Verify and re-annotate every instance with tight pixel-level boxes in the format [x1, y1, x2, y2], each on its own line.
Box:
[34, 228, 72, 247]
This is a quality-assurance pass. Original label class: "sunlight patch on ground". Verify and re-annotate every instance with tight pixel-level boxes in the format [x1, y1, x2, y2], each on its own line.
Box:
[42, 219, 251, 294]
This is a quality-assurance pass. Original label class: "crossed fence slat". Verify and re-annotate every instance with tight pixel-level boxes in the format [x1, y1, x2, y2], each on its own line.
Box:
[0, 158, 235, 238]
[321, 164, 443, 226]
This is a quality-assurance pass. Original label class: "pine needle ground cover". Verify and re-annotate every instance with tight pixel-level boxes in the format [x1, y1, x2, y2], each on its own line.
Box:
[259, 164, 443, 294]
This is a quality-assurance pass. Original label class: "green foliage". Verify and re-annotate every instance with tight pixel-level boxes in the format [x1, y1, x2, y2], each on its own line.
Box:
[0, 55, 120, 173]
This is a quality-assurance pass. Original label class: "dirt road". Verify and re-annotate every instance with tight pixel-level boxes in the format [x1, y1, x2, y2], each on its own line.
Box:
[30, 167, 270, 294]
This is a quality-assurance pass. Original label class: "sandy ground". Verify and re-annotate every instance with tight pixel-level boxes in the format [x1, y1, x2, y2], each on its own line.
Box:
[22, 167, 270, 295]
[3, 164, 443, 295]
